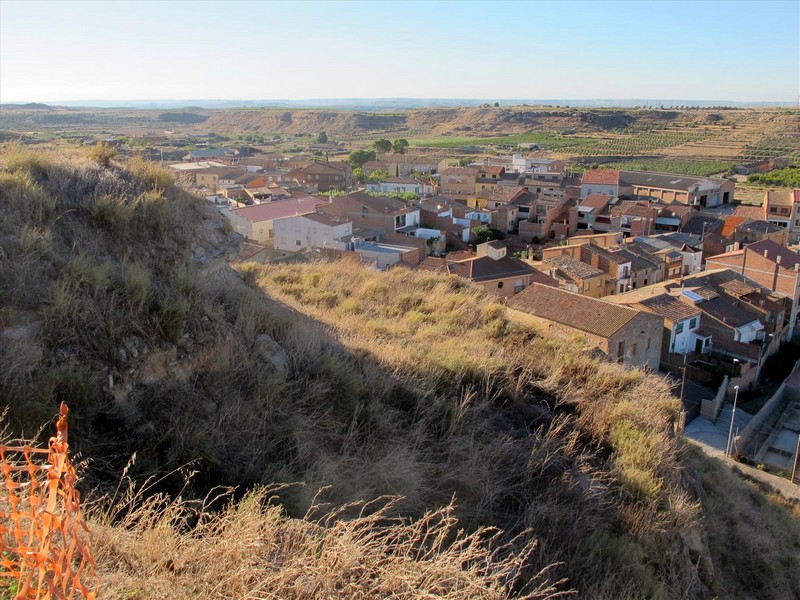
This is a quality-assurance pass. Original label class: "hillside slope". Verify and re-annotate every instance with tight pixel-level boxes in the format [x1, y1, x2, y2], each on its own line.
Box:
[0, 148, 798, 599]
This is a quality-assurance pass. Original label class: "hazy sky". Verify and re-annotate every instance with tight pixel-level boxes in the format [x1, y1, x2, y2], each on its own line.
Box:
[1, 0, 798, 103]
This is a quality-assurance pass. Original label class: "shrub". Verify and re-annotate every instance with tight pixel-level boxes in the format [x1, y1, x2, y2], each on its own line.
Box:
[127, 157, 174, 191]
[91, 195, 134, 233]
[119, 260, 151, 312]
[87, 142, 116, 168]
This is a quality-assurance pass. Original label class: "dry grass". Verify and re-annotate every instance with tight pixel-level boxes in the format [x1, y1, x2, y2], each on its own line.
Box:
[686, 444, 800, 600]
[2, 147, 797, 599]
[90, 483, 568, 599]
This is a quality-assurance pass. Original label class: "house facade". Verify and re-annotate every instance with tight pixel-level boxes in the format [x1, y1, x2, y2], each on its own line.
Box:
[764, 189, 800, 243]
[623, 171, 734, 208]
[507, 283, 663, 370]
[273, 212, 354, 252]
[222, 194, 322, 243]
[440, 167, 479, 199]
[299, 161, 353, 192]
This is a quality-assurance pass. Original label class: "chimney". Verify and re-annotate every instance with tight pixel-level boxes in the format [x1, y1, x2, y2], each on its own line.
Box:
[777, 255, 782, 265]
[764, 248, 769, 257]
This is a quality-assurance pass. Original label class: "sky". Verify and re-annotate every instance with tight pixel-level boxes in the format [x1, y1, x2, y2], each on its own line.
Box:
[1, 0, 798, 104]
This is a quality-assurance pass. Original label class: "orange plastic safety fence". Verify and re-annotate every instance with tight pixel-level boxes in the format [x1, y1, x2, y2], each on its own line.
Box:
[0, 403, 96, 599]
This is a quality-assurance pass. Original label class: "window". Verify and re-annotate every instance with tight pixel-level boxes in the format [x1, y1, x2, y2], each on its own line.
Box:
[676, 322, 684, 334]
[631, 343, 637, 356]
[617, 341, 625, 362]
[295, 240, 301, 246]
[689, 317, 698, 329]
[497, 281, 504, 288]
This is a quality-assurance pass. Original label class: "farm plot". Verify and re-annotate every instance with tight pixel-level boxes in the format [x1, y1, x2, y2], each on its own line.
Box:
[559, 130, 718, 157]
[742, 135, 800, 164]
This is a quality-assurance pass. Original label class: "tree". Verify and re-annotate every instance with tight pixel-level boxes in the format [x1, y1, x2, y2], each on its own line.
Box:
[471, 226, 505, 245]
[392, 139, 409, 154]
[348, 149, 376, 168]
[373, 138, 392, 153]
[316, 131, 328, 143]
[493, 102, 500, 107]
[353, 167, 366, 184]
[458, 157, 472, 167]
[367, 169, 390, 181]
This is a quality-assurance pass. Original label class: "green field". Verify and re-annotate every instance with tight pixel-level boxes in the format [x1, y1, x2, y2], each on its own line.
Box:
[561, 131, 716, 156]
[748, 167, 800, 187]
[409, 132, 596, 149]
[579, 158, 737, 177]
[743, 135, 800, 163]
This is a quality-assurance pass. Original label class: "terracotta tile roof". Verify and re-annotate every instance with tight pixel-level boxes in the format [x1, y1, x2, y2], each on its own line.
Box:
[578, 193, 614, 211]
[488, 186, 527, 204]
[346, 191, 415, 215]
[442, 167, 479, 176]
[543, 254, 605, 280]
[732, 205, 766, 220]
[745, 239, 800, 269]
[444, 251, 476, 262]
[302, 211, 350, 227]
[508, 283, 644, 338]
[454, 256, 539, 282]
[717, 278, 760, 297]
[479, 166, 505, 176]
[231, 194, 322, 222]
[419, 254, 556, 286]
[638, 294, 701, 325]
[719, 216, 749, 238]
[581, 169, 620, 186]
[700, 296, 759, 328]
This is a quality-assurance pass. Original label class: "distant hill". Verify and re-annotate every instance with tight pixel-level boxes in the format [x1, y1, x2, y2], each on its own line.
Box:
[2, 102, 52, 110]
[25, 98, 796, 110]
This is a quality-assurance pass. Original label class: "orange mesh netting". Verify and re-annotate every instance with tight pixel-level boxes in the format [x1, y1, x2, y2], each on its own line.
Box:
[0, 403, 96, 599]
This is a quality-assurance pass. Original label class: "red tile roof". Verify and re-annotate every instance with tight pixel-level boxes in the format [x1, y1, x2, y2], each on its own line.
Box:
[479, 166, 505, 176]
[508, 283, 645, 338]
[231, 194, 322, 222]
[746, 239, 800, 270]
[581, 169, 620, 186]
[719, 216, 749, 238]
[731, 205, 766, 220]
[578, 193, 614, 210]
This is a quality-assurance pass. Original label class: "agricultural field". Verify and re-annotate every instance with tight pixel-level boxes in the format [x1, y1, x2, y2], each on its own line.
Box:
[409, 131, 596, 150]
[747, 167, 800, 188]
[743, 135, 800, 163]
[578, 158, 738, 177]
[558, 130, 717, 156]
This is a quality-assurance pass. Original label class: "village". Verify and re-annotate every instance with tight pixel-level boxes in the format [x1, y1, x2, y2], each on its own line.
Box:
[159, 141, 800, 477]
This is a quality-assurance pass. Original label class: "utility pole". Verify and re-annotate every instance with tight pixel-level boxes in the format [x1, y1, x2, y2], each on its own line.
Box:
[791, 431, 800, 484]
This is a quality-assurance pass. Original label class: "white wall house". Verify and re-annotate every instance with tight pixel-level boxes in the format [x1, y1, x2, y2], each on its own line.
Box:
[365, 178, 436, 197]
[511, 155, 562, 174]
[273, 213, 353, 252]
[670, 313, 702, 353]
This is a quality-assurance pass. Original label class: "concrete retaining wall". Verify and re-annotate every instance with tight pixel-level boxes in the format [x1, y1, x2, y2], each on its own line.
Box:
[700, 376, 728, 423]
[736, 359, 800, 454]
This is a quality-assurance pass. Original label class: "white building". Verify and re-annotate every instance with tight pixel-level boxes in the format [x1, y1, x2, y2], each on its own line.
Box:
[273, 212, 353, 252]
[365, 177, 436, 197]
[510, 154, 564, 174]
